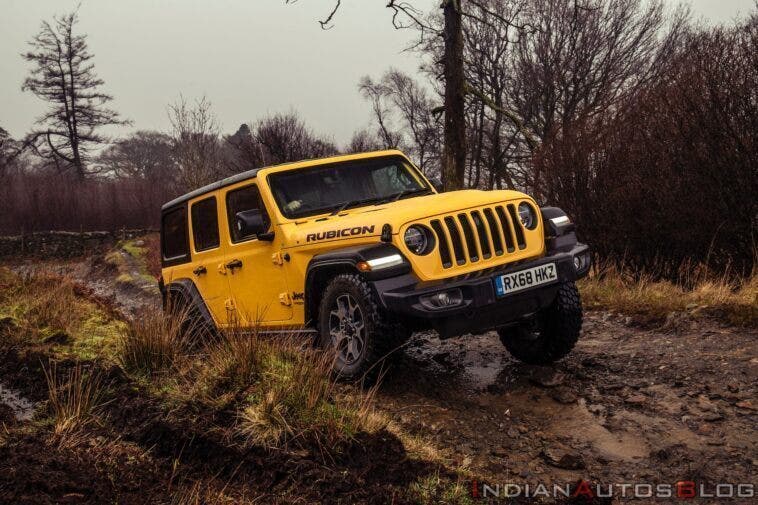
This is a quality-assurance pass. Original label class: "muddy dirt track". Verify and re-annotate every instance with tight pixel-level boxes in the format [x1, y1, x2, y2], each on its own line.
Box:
[4, 254, 757, 503]
[383, 315, 757, 498]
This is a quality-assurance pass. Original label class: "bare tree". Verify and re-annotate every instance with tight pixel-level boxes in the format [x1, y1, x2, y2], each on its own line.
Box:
[359, 70, 441, 175]
[288, 0, 470, 189]
[358, 76, 403, 149]
[345, 129, 383, 153]
[21, 11, 128, 179]
[0, 127, 22, 177]
[98, 131, 176, 185]
[253, 112, 338, 165]
[225, 123, 264, 172]
[168, 96, 223, 190]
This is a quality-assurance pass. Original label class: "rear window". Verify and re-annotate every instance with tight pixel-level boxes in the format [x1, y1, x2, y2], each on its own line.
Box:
[161, 207, 189, 262]
[191, 197, 220, 252]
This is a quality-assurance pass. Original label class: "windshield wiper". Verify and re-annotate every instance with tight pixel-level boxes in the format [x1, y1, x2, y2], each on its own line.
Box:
[328, 189, 431, 216]
[329, 197, 379, 215]
[389, 187, 432, 202]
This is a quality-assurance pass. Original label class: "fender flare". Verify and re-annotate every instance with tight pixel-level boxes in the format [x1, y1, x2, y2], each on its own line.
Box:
[163, 278, 215, 327]
[303, 243, 410, 324]
[540, 206, 579, 253]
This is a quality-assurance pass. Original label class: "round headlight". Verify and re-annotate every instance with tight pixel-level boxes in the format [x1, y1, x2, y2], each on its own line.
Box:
[518, 202, 537, 230]
[404, 226, 434, 255]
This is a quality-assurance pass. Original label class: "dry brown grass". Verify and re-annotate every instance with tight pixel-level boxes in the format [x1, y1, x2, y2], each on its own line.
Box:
[43, 361, 104, 440]
[119, 309, 382, 455]
[116, 307, 188, 377]
[579, 262, 757, 326]
[233, 338, 381, 451]
[0, 270, 85, 341]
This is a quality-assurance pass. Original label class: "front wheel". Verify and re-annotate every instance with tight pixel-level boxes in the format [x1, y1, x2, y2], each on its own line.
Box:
[498, 281, 582, 364]
[318, 274, 409, 381]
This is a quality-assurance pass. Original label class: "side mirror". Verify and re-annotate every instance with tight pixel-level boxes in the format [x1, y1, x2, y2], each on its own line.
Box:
[235, 209, 274, 241]
[429, 177, 444, 193]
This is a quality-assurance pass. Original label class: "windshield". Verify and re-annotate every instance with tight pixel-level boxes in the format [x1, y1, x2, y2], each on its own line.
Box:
[268, 156, 431, 218]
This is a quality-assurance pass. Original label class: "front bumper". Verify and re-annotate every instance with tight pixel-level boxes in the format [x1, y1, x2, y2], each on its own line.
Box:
[375, 243, 590, 338]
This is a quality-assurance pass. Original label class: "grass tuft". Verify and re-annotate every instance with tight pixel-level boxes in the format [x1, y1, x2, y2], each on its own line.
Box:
[43, 361, 104, 439]
[408, 472, 474, 505]
[117, 308, 186, 377]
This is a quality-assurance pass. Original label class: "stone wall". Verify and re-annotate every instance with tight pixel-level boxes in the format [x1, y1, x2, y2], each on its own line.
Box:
[0, 230, 157, 259]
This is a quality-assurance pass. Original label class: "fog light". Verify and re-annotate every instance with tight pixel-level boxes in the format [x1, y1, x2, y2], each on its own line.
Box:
[574, 256, 582, 270]
[420, 289, 463, 310]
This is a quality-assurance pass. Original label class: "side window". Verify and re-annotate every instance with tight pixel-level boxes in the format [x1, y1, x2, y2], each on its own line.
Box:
[191, 197, 220, 252]
[161, 207, 189, 262]
[226, 184, 269, 243]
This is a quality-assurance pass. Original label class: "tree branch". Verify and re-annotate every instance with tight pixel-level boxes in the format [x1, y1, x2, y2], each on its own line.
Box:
[463, 81, 538, 152]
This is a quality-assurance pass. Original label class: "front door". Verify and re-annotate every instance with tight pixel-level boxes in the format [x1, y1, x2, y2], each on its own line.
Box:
[222, 182, 292, 326]
[187, 195, 232, 325]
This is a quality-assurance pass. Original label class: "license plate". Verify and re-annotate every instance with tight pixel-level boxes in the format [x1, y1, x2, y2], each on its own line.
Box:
[494, 263, 558, 297]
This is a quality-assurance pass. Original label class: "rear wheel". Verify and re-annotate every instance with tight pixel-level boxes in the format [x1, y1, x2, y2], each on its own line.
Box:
[318, 274, 409, 381]
[498, 281, 582, 364]
[163, 292, 215, 344]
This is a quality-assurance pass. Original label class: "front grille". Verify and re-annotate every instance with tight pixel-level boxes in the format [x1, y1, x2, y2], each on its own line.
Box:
[428, 204, 527, 269]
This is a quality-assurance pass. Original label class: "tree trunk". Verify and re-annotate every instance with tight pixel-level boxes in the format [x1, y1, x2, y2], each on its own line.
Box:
[442, 0, 466, 191]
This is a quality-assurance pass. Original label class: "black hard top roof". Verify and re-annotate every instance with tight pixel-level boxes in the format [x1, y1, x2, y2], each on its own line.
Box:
[161, 167, 261, 211]
[160, 150, 405, 212]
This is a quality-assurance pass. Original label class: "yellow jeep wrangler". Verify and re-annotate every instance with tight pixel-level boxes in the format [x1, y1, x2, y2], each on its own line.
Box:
[159, 150, 590, 379]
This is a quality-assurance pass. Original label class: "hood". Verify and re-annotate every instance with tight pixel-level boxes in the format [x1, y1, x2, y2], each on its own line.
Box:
[279, 189, 531, 247]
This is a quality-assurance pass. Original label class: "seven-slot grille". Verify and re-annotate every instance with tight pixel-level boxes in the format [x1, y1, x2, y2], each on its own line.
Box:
[427, 203, 527, 269]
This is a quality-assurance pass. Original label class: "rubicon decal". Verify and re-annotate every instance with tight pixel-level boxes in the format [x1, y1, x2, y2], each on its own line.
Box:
[306, 225, 375, 242]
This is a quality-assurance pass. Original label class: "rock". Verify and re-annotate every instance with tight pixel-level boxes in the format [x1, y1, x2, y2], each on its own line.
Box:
[506, 427, 520, 438]
[581, 357, 600, 368]
[550, 387, 578, 404]
[735, 400, 755, 411]
[517, 424, 529, 434]
[625, 394, 647, 405]
[529, 367, 565, 388]
[727, 383, 739, 393]
[132, 239, 145, 247]
[587, 404, 605, 415]
[541, 446, 586, 470]
[696, 423, 714, 435]
[432, 352, 450, 364]
[490, 447, 508, 458]
[701, 411, 724, 422]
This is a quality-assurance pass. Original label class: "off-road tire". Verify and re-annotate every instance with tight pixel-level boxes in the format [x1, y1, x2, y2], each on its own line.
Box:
[318, 273, 409, 381]
[164, 292, 216, 345]
[497, 281, 582, 364]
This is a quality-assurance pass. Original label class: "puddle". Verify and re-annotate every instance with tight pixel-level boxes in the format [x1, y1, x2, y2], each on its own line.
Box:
[0, 383, 36, 421]
[490, 391, 652, 462]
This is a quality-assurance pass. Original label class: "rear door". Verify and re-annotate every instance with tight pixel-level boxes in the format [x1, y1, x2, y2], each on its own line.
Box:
[187, 194, 233, 325]
[222, 182, 292, 325]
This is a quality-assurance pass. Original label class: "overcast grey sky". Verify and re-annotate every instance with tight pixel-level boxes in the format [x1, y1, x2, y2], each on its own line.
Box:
[1, 0, 753, 145]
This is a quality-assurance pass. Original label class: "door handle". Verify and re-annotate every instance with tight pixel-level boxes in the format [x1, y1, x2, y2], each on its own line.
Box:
[193, 265, 207, 276]
[225, 259, 243, 271]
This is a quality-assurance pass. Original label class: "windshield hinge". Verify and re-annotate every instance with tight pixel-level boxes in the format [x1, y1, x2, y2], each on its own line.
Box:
[271, 252, 284, 266]
[279, 292, 292, 306]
